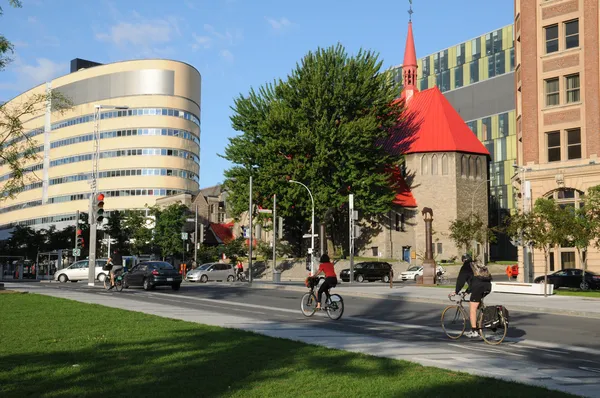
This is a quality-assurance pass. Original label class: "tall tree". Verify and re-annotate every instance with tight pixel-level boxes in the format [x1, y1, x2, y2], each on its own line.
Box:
[0, 0, 22, 70]
[150, 203, 187, 260]
[104, 211, 128, 253]
[122, 210, 153, 256]
[449, 213, 496, 260]
[222, 44, 410, 253]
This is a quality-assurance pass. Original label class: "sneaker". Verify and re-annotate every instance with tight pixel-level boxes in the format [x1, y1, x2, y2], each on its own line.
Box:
[464, 330, 480, 338]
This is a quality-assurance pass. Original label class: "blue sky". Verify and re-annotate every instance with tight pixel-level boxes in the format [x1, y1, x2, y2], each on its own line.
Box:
[0, 0, 513, 188]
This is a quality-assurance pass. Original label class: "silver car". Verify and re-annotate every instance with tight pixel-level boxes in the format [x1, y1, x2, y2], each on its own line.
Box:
[186, 262, 236, 283]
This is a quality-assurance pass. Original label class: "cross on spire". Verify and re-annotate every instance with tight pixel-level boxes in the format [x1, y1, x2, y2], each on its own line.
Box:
[408, 0, 413, 22]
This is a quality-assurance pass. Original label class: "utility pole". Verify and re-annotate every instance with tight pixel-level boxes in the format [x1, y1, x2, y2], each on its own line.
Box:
[194, 205, 198, 264]
[349, 194, 355, 284]
[272, 194, 277, 280]
[248, 176, 253, 284]
[74, 210, 79, 263]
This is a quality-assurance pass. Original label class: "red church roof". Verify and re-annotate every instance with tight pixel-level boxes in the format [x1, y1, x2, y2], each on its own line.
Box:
[209, 223, 235, 244]
[387, 87, 490, 157]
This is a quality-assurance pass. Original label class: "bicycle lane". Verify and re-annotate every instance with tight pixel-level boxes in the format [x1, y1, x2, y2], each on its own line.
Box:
[6, 282, 600, 397]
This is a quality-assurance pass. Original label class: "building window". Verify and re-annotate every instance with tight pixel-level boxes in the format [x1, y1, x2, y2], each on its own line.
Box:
[433, 53, 440, 74]
[547, 131, 561, 162]
[567, 128, 581, 160]
[509, 48, 515, 71]
[440, 49, 448, 71]
[545, 78, 559, 106]
[469, 157, 475, 178]
[476, 157, 483, 179]
[471, 38, 481, 60]
[493, 29, 503, 53]
[436, 242, 443, 254]
[395, 213, 405, 232]
[566, 74, 580, 103]
[485, 33, 493, 56]
[482, 117, 491, 141]
[470, 60, 479, 84]
[461, 155, 467, 177]
[498, 113, 508, 137]
[395, 213, 400, 231]
[456, 43, 465, 66]
[420, 78, 428, 91]
[431, 155, 438, 175]
[454, 67, 463, 89]
[422, 56, 430, 77]
[565, 19, 579, 49]
[441, 70, 450, 92]
[545, 24, 558, 54]
[421, 155, 428, 175]
[495, 51, 505, 75]
[372, 247, 379, 257]
[442, 154, 448, 175]
[488, 56, 496, 78]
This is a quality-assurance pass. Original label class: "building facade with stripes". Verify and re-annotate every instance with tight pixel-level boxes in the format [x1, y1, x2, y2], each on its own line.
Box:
[0, 59, 201, 238]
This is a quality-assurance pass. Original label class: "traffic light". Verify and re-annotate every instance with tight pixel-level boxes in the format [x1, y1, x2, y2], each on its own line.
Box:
[76, 229, 84, 248]
[92, 193, 105, 224]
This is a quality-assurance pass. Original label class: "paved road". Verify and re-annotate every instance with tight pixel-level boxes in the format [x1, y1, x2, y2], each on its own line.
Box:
[10, 281, 600, 397]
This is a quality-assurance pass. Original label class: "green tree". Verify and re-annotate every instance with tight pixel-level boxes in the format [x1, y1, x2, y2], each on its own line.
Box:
[222, 44, 409, 254]
[448, 213, 495, 259]
[122, 209, 153, 256]
[104, 211, 128, 254]
[506, 198, 567, 295]
[222, 237, 247, 263]
[0, 0, 22, 70]
[150, 203, 187, 260]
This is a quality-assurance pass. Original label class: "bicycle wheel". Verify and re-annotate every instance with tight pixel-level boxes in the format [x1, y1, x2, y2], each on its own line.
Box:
[103, 277, 112, 290]
[300, 292, 317, 317]
[478, 309, 507, 345]
[115, 279, 123, 292]
[326, 294, 344, 320]
[441, 305, 467, 339]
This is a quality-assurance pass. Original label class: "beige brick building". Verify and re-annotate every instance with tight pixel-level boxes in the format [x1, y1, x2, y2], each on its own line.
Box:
[514, 0, 600, 278]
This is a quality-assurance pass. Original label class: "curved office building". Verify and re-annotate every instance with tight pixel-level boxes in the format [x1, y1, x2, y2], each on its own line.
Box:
[0, 58, 201, 237]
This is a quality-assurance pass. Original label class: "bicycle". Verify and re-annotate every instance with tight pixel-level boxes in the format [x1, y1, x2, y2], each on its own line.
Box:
[236, 271, 247, 282]
[103, 268, 126, 292]
[436, 272, 449, 285]
[441, 291, 508, 345]
[300, 276, 344, 320]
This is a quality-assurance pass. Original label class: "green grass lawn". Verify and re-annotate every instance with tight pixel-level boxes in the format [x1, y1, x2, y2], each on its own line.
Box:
[555, 289, 600, 298]
[0, 294, 574, 398]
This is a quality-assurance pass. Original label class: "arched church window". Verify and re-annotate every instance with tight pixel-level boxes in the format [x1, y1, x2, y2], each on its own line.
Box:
[442, 154, 448, 175]
[469, 157, 475, 178]
[461, 155, 467, 177]
[475, 157, 481, 179]
[421, 155, 428, 175]
[431, 155, 438, 175]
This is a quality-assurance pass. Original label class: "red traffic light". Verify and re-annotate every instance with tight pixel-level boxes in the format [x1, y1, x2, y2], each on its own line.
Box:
[76, 229, 82, 236]
[97, 193, 105, 201]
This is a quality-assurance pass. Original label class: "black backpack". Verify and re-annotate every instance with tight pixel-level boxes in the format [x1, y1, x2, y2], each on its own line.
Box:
[482, 305, 510, 328]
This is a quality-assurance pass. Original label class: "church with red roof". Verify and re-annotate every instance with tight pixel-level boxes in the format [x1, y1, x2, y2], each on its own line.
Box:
[363, 17, 491, 263]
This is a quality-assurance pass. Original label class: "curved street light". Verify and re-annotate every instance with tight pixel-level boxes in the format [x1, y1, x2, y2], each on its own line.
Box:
[288, 180, 315, 275]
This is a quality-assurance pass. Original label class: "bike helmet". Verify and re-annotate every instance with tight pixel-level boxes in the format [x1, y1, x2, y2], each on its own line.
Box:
[319, 253, 330, 263]
[461, 253, 472, 262]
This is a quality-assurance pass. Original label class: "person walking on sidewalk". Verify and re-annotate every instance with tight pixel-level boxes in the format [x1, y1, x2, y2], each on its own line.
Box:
[313, 254, 337, 310]
[450, 254, 492, 338]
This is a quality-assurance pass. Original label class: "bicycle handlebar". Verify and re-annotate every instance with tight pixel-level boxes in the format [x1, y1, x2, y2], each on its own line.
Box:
[448, 291, 468, 302]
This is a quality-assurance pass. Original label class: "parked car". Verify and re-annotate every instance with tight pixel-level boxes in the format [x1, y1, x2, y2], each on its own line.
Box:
[339, 262, 392, 283]
[54, 259, 109, 283]
[400, 265, 445, 282]
[534, 268, 600, 290]
[186, 262, 235, 283]
[124, 261, 182, 291]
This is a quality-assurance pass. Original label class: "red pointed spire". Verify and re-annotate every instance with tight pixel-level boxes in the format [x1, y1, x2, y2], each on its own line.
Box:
[402, 21, 418, 103]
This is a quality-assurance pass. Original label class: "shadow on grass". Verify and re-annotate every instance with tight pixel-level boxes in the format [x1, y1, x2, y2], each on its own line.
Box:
[0, 294, 573, 398]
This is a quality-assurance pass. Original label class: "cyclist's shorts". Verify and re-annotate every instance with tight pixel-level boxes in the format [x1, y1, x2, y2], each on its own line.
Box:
[469, 282, 491, 302]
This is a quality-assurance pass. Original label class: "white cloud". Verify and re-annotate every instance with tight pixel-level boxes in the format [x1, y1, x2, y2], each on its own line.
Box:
[192, 34, 212, 50]
[265, 17, 292, 30]
[0, 57, 67, 92]
[220, 49, 234, 62]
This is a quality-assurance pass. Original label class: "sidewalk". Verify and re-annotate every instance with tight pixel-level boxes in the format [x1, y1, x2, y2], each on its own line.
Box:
[252, 281, 600, 319]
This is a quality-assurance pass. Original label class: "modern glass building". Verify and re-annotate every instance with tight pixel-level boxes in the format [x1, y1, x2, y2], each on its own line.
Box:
[391, 24, 517, 260]
[0, 59, 201, 239]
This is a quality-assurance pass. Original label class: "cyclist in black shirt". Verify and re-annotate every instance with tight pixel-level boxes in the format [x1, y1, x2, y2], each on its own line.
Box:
[449, 254, 492, 338]
[108, 249, 123, 289]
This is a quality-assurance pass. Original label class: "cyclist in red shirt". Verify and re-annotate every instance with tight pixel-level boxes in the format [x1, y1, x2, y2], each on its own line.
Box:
[314, 254, 337, 310]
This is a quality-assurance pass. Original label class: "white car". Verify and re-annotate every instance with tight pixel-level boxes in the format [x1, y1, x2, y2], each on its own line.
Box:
[400, 265, 445, 281]
[186, 262, 236, 283]
[54, 259, 109, 283]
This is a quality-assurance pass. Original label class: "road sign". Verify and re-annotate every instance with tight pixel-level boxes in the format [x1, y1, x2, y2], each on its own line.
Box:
[258, 209, 272, 214]
[181, 232, 188, 240]
[186, 218, 195, 222]
[72, 248, 81, 257]
[302, 234, 318, 238]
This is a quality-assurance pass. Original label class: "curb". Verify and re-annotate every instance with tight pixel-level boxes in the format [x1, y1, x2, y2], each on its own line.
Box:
[249, 283, 600, 320]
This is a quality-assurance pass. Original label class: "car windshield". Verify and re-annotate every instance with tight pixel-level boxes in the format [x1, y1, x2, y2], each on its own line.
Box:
[150, 262, 174, 270]
[407, 266, 421, 271]
[354, 264, 366, 269]
[198, 264, 212, 270]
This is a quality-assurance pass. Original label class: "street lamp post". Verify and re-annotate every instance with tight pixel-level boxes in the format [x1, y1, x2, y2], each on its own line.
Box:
[88, 104, 129, 286]
[289, 180, 315, 275]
